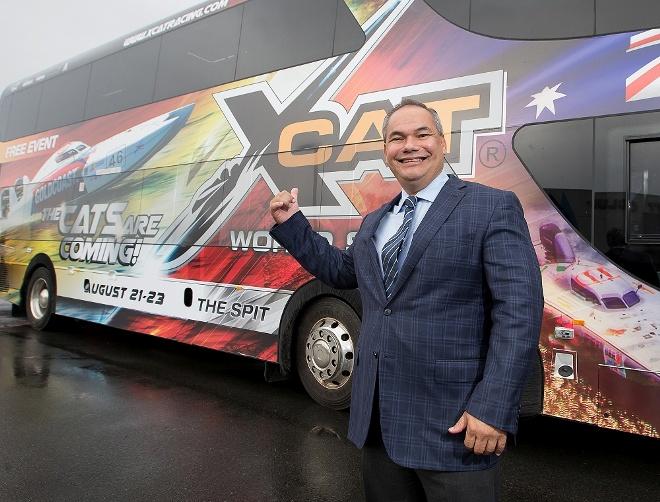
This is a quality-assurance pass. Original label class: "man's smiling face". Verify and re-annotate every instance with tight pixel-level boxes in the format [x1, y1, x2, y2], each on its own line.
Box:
[383, 105, 446, 195]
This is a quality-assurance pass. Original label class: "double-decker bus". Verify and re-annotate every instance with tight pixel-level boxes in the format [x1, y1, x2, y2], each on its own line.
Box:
[0, 0, 658, 437]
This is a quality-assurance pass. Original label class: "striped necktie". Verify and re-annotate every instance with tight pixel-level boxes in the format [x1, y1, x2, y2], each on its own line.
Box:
[382, 195, 418, 298]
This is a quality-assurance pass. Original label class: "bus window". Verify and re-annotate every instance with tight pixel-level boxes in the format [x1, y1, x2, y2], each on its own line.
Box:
[514, 119, 594, 241]
[36, 64, 90, 133]
[470, 0, 593, 39]
[154, 4, 244, 101]
[596, 0, 660, 33]
[594, 113, 660, 287]
[332, 0, 366, 56]
[84, 37, 160, 120]
[236, 0, 363, 80]
[0, 94, 10, 141]
[6, 84, 43, 140]
[425, 0, 660, 38]
[421, 1, 469, 29]
[628, 138, 660, 240]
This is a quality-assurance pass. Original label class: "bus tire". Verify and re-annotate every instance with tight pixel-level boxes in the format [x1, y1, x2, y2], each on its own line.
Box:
[25, 268, 56, 331]
[295, 297, 360, 410]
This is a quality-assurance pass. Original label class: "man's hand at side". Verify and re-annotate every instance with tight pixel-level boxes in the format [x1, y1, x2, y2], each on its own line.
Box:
[448, 411, 507, 456]
[270, 187, 300, 224]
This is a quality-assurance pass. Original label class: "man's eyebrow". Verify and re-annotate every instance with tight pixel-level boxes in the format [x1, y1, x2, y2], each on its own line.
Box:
[386, 126, 433, 139]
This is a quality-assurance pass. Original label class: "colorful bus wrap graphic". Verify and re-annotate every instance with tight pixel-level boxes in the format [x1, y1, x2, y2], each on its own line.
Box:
[0, 0, 658, 435]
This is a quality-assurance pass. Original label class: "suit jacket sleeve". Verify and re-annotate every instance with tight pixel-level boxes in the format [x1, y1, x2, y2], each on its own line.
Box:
[270, 211, 358, 289]
[466, 190, 543, 433]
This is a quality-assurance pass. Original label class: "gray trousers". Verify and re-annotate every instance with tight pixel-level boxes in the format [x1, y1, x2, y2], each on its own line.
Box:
[361, 437, 500, 502]
[362, 397, 500, 502]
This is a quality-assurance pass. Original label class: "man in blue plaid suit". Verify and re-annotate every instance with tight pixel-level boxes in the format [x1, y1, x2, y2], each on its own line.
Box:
[270, 99, 543, 501]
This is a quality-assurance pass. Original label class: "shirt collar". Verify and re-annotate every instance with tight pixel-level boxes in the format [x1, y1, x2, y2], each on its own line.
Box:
[393, 172, 449, 213]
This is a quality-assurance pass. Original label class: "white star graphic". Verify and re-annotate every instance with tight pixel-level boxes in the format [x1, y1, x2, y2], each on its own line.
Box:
[526, 83, 566, 119]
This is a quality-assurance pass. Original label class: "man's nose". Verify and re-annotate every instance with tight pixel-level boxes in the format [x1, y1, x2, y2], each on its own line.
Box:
[402, 135, 418, 150]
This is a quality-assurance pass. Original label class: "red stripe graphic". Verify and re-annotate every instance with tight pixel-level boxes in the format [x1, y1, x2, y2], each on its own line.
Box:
[626, 61, 660, 101]
[629, 32, 660, 51]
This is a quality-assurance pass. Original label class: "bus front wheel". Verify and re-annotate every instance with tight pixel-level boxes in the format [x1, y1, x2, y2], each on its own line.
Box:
[296, 298, 360, 410]
[26, 268, 56, 331]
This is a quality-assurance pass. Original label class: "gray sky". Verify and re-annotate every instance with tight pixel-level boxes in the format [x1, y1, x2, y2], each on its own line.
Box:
[0, 0, 205, 93]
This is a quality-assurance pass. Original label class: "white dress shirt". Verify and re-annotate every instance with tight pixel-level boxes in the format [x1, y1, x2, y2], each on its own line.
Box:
[373, 173, 449, 277]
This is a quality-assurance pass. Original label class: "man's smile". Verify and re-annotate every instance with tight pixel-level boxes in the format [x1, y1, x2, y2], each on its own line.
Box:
[397, 156, 428, 164]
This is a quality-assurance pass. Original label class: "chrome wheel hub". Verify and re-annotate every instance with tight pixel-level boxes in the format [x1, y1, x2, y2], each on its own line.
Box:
[305, 316, 354, 389]
[29, 278, 49, 320]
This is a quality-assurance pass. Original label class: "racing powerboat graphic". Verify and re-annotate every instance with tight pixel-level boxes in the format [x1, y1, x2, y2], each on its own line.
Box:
[540, 222, 641, 311]
[539, 221, 659, 376]
[570, 266, 641, 310]
[540, 223, 575, 264]
[1, 104, 194, 219]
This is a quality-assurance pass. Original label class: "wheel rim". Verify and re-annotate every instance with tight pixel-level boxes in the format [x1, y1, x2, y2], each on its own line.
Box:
[29, 278, 49, 321]
[304, 316, 354, 390]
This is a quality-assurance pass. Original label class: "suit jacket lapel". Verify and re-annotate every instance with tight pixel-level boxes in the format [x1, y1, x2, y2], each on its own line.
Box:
[386, 175, 467, 301]
[361, 195, 400, 303]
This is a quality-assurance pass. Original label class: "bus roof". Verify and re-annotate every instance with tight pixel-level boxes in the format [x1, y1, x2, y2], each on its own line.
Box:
[2, 0, 241, 98]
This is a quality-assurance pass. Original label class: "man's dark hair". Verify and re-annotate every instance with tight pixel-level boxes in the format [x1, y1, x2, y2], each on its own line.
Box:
[382, 98, 444, 140]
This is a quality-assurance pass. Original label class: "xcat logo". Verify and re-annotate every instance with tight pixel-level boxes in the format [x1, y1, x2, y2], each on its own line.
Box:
[214, 70, 505, 217]
[156, 0, 504, 270]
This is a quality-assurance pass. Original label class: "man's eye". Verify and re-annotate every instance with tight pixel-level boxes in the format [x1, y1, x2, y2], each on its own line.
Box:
[389, 137, 403, 142]
[418, 133, 430, 138]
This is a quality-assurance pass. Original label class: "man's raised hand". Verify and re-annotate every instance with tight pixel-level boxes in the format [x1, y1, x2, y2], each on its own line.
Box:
[270, 187, 300, 224]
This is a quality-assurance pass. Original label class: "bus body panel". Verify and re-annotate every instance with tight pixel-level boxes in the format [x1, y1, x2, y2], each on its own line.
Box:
[0, 0, 658, 436]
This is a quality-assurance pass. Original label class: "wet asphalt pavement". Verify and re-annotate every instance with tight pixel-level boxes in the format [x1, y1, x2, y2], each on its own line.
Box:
[0, 302, 657, 502]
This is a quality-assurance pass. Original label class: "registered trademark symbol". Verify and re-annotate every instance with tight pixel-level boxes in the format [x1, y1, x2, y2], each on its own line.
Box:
[479, 140, 506, 168]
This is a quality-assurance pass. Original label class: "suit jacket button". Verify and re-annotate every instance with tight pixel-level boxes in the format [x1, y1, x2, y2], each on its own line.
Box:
[373, 351, 378, 358]
[384, 308, 391, 316]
